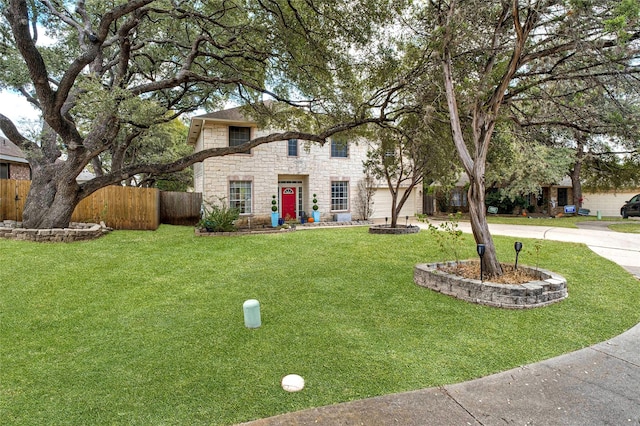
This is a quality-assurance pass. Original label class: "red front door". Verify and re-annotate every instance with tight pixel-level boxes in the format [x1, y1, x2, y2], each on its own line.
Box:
[281, 187, 296, 220]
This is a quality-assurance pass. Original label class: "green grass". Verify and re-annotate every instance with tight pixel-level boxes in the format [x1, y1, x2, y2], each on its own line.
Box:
[609, 223, 640, 233]
[1, 225, 639, 425]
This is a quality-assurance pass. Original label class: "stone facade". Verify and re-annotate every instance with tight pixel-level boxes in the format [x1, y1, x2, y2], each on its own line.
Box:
[4, 162, 31, 180]
[191, 110, 380, 223]
[190, 108, 424, 222]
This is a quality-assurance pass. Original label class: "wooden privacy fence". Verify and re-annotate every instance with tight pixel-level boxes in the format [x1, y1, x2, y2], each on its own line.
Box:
[0, 179, 29, 222]
[160, 191, 202, 226]
[0, 180, 200, 230]
[73, 185, 160, 230]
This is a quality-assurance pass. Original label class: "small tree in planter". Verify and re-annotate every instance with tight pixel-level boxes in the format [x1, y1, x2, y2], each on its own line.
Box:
[364, 116, 455, 228]
[312, 194, 320, 222]
[271, 195, 279, 227]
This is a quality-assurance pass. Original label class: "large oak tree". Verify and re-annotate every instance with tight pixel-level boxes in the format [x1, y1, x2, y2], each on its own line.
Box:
[0, 0, 404, 228]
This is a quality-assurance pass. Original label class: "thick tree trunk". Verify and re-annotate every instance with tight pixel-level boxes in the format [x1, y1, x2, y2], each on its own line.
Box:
[468, 171, 503, 276]
[22, 169, 82, 229]
[571, 137, 584, 208]
[441, 40, 503, 276]
[571, 163, 583, 208]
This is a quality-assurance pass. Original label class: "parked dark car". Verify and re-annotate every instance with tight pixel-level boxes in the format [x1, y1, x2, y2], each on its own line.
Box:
[621, 194, 640, 218]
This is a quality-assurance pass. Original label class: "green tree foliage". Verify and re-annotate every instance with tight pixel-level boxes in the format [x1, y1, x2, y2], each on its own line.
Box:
[364, 114, 459, 227]
[485, 123, 574, 202]
[404, 0, 639, 275]
[0, 0, 406, 228]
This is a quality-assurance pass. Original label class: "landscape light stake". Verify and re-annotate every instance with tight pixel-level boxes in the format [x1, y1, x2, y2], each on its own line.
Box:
[405, 215, 409, 227]
[385, 217, 388, 225]
[514, 241, 523, 270]
[477, 244, 486, 282]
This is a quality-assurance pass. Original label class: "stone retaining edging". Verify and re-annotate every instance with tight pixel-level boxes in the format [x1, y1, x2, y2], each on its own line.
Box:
[369, 225, 420, 235]
[0, 221, 111, 242]
[195, 227, 296, 236]
[414, 260, 568, 309]
[195, 220, 374, 236]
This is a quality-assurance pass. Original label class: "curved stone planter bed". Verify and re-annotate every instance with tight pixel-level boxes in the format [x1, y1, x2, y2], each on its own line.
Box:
[368, 225, 420, 235]
[0, 221, 110, 242]
[414, 260, 568, 309]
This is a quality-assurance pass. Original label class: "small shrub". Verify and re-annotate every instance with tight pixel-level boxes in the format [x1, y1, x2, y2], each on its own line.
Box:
[198, 198, 240, 232]
[528, 239, 544, 270]
[421, 212, 464, 262]
[485, 189, 528, 214]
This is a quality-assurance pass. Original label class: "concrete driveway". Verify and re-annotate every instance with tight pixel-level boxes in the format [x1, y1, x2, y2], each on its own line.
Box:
[435, 219, 640, 279]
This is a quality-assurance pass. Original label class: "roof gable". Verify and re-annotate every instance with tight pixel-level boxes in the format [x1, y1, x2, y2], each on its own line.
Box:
[188, 103, 276, 145]
[0, 137, 28, 163]
[193, 106, 256, 122]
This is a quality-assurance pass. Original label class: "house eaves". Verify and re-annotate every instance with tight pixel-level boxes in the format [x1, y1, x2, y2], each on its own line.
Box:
[0, 137, 29, 164]
[187, 106, 259, 146]
[0, 154, 29, 164]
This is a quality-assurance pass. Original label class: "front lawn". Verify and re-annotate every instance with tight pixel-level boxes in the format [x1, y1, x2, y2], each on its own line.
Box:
[1, 225, 639, 425]
[609, 223, 640, 234]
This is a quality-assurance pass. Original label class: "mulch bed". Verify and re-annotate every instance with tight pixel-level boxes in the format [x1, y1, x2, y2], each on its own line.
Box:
[439, 260, 541, 284]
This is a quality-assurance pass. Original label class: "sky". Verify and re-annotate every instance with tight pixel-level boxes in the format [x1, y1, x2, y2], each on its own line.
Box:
[0, 90, 41, 139]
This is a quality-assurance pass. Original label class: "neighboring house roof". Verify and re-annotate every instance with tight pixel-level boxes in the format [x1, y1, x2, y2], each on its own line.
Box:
[0, 137, 29, 164]
[188, 105, 259, 145]
[76, 169, 96, 183]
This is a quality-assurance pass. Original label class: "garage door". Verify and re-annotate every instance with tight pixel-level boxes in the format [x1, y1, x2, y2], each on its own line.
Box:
[370, 188, 417, 219]
[583, 191, 640, 218]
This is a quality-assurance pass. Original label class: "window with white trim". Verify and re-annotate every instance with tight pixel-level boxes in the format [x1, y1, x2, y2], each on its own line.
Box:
[331, 181, 349, 211]
[229, 181, 252, 214]
[229, 126, 251, 154]
[288, 139, 298, 156]
[330, 139, 348, 158]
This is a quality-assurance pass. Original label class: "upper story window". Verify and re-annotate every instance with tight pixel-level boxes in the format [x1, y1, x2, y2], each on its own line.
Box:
[330, 139, 348, 158]
[0, 163, 8, 179]
[288, 139, 298, 157]
[229, 126, 251, 154]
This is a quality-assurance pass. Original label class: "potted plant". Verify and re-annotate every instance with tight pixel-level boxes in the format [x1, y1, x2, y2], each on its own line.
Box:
[312, 193, 320, 222]
[271, 195, 279, 227]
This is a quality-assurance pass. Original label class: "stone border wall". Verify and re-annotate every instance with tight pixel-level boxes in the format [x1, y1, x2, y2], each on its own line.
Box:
[0, 221, 111, 242]
[368, 225, 420, 235]
[414, 261, 567, 309]
[194, 220, 373, 236]
[195, 227, 296, 237]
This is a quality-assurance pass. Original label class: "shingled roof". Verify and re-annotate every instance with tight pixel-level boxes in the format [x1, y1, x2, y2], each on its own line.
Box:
[188, 105, 261, 145]
[193, 105, 256, 122]
[0, 137, 28, 163]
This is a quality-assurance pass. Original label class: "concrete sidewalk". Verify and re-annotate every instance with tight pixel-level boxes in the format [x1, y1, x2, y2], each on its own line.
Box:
[242, 324, 640, 425]
[240, 221, 640, 425]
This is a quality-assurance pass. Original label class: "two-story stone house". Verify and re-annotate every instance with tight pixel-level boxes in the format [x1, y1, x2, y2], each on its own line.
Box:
[188, 106, 421, 223]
